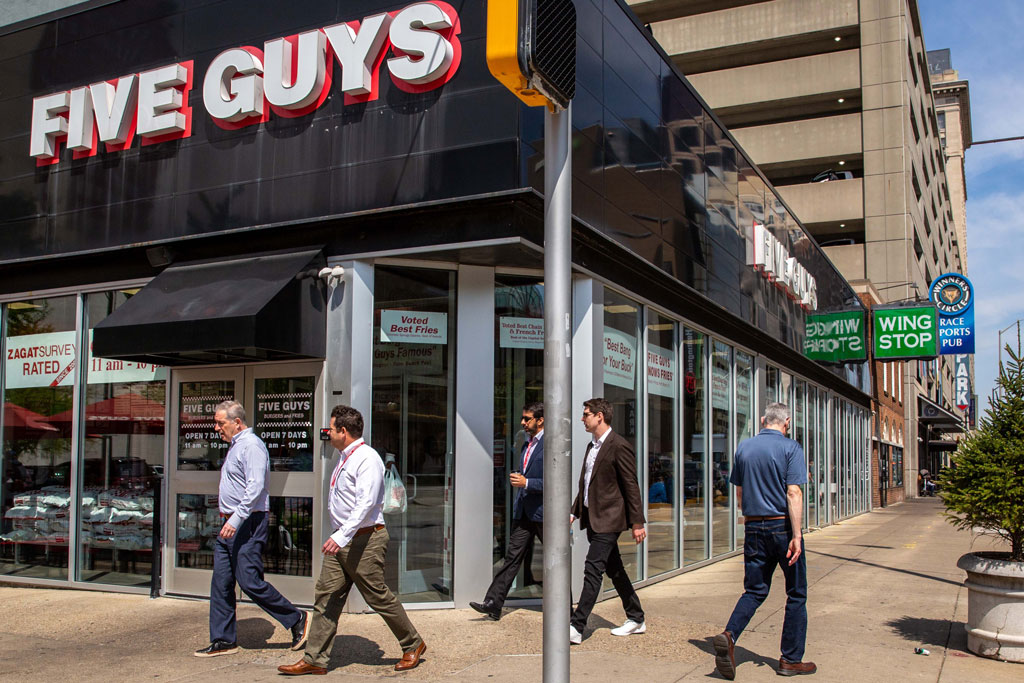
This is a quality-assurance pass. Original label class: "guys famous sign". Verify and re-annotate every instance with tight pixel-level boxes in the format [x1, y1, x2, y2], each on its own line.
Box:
[929, 273, 975, 355]
[29, 2, 461, 164]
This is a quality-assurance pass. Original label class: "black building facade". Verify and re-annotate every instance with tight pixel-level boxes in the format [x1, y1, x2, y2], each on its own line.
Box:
[0, 0, 870, 605]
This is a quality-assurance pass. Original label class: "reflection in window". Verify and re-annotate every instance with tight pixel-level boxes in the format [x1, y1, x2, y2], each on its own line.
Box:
[646, 312, 678, 576]
[682, 327, 706, 565]
[807, 386, 819, 528]
[177, 381, 235, 470]
[493, 276, 544, 599]
[372, 266, 455, 603]
[175, 493, 221, 569]
[794, 381, 806, 531]
[711, 340, 732, 556]
[602, 287, 641, 581]
[734, 351, 754, 545]
[253, 377, 315, 473]
[2, 296, 77, 580]
[264, 497, 313, 576]
[765, 365, 780, 403]
[77, 290, 166, 586]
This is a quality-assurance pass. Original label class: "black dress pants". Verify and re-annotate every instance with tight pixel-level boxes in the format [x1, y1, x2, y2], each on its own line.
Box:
[484, 517, 543, 609]
[570, 518, 644, 632]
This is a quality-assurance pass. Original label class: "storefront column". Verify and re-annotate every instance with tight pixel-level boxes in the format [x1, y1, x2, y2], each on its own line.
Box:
[570, 277, 600, 600]
[325, 259, 374, 611]
[452, 265, 495, 607]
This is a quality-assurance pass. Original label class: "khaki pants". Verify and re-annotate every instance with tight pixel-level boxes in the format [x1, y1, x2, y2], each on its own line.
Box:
[304, 527, 422, 667]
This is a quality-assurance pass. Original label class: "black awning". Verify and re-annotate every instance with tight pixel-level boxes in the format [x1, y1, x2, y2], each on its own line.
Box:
[918, 395, 965, 431]
[93, 249, 325, 366]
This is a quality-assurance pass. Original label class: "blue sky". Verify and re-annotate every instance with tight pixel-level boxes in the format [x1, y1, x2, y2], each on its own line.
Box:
[918, 1, 1024, 409]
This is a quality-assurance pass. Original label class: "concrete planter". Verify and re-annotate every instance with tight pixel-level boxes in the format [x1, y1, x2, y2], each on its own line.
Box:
[957, 552, 1024, 662]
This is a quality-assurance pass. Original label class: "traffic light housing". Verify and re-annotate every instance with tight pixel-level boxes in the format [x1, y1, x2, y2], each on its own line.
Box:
[487, 0, 576, 109]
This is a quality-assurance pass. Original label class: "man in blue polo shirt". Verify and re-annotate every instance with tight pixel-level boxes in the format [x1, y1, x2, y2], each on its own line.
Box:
[713, 402, 816, 679]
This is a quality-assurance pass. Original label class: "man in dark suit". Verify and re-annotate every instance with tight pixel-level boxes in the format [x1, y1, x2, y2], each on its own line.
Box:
[470, 402, 545, 620]
[569, 397, 647, 643]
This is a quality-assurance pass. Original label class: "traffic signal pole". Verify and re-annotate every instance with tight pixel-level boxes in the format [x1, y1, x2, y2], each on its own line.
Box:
[542, 101, 572, 683]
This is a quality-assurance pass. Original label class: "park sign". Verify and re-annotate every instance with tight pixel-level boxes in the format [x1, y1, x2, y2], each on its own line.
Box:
[872, 304, 939, 360]
[803, 310, 867, 362]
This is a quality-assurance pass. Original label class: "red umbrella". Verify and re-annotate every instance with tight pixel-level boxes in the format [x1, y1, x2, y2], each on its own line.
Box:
[48, 393, 165, 434]
[3, 402, 59, 433]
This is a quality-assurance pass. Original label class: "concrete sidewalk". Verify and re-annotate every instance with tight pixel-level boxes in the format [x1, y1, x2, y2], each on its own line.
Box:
[1, 499, 1020, 682]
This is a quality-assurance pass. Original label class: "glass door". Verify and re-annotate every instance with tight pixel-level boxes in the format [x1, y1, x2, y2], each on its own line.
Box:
[165, 363, 322, 603]
[373, 373, 453, 600]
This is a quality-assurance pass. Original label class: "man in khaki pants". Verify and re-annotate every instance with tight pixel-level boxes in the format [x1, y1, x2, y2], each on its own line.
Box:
[278, 405, 426, 675]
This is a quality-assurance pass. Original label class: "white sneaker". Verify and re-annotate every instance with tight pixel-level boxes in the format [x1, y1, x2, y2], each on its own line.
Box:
[610, 619, 646, 636]
[569, 625, 582, 644]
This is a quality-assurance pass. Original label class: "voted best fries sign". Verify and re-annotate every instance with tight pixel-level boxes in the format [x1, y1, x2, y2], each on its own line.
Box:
[872, 305, 939, 360]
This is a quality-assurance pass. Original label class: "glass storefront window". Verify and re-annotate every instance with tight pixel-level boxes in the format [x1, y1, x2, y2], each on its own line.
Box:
[2, 296, 77, 580]
[765, 365, 780, 402]
[253, 376, 316, 473]
[734, 351, 754, 545]
[177, 381, 236, 470]
[682, 327, 706, 565]
[807, 386, 819, 528]
[372, 266, 456, 602]
[78, 290, 167, 586]
[263, 496, 313, 576]
[794, 380, 806, 531]
[646, 311, 678, 576]
[493, 276, 544, 599]
[710, 339, 732, 556]
[818, 393, 829, 526]
[602, 287, 641, 581]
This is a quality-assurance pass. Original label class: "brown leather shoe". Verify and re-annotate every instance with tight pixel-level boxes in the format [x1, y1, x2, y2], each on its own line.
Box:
[778, 658, 817, 676]
[277, 659, 327, 676]
[712, 631, 736, 680]
[394, 642, 427, 671]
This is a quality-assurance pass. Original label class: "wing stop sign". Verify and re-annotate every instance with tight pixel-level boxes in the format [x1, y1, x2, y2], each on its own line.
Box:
[804, 311, 866, 363]
[873, 304, 939, 360]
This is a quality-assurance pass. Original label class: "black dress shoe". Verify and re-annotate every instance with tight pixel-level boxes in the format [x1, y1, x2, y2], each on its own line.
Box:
[194, 639, 238, 657]
[469, 600, 501, 620]
[291, 611, 310, 650]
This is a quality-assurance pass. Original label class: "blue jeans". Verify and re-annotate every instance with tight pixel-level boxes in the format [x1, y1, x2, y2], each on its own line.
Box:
[725, 519, 807, 662]
[210, 511, 302, 643]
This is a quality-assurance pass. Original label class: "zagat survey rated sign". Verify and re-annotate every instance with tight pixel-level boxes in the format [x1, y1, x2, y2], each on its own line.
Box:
[29, 2, 462, 165]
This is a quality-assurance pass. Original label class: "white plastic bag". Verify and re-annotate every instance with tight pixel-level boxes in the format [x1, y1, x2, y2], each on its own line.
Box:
[382, 464, 407, 515]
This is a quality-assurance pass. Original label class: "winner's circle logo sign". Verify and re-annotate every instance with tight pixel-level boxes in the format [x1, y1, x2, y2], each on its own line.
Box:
[929, 273, 973, 315]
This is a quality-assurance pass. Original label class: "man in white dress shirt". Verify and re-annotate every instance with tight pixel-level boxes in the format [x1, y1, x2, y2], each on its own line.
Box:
[278, 405, 426, 675]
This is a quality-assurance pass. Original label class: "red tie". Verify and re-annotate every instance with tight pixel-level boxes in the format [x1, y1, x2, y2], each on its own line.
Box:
[523, 438, 535, 470]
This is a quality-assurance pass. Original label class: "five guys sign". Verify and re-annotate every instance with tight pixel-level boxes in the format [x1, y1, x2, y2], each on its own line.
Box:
[29, 1, 461, 165]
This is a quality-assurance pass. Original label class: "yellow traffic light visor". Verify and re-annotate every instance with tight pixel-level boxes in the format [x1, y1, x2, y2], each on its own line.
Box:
[486, 0, 550, 107]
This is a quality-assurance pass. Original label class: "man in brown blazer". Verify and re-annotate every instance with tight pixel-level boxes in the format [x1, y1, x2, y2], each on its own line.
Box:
[569, 398, 647, 643]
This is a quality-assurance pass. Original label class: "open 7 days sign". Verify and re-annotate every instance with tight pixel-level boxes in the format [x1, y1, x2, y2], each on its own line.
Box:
[29, 2, 461, 165]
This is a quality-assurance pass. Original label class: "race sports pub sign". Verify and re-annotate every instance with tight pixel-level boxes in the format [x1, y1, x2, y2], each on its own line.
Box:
[929, 273, 975, 355]
[28, 2, 462, 163]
